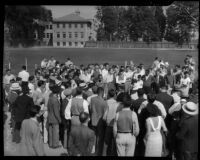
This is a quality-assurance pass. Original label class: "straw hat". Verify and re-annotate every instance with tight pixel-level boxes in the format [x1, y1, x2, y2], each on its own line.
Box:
[10, 83, 21, 90]
[79, 83, 87, 89]
[182, 102, 198, 115]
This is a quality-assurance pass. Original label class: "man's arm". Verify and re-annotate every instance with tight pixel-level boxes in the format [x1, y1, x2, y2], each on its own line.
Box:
[65, 99, 72, 120]
[132, 111, 140, 136]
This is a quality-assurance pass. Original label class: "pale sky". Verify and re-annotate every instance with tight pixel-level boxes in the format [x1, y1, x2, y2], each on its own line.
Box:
[44, 5, 97, 19]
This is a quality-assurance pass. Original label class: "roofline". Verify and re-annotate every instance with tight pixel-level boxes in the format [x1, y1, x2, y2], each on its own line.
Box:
[53, 20, 92, 23]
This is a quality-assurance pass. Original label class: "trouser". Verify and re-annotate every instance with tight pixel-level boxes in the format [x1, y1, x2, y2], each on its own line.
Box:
[177, 151, 198, 160]
[13, 121, 22, 143]
[125, 81, 132, 93]
[61, 120, 71, 149]
[135, 135, 145, 156]
[92, 119, 106, 156]
[48, 123, 60, 148]
[43, 111, 48, 143]
[103, 126, 117, 156]
[116, 133, 136, 156]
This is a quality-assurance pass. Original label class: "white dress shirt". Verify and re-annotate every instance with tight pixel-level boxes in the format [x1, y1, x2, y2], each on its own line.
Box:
[18, 70, 30, 82]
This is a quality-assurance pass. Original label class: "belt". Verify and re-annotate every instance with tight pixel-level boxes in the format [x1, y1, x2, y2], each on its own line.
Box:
[117, 131, 132, 133]
[72, 114, 79, 117]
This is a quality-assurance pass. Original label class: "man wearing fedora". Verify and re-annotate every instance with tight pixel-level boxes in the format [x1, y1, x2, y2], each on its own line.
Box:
[13, 84, 34, 143]
[7, 82, 21, 141]
[175, 102, 198, 160]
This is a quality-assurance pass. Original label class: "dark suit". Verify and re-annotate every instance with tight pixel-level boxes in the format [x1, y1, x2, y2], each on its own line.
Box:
[68, 125, 95, 156]
[176, 115, 198, 160]
[13, 93, 34, 143]
[47, 93, 61, 148]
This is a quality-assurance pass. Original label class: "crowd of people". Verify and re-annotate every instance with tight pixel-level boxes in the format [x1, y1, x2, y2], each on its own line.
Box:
[3, 55, 198, 159]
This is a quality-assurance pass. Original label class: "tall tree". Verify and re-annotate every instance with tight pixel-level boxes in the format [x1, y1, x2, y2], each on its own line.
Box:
[165, 1, 199, 44]
[154, 6, 166, 41]
[5, 5, 52, 47]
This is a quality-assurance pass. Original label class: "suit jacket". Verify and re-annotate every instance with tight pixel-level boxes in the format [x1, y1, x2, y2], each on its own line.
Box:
[90, 96, 108, 126]
[47, 93, 61, 124]
[19, 119, 45, 156]
[68, 125, 95, 156]
[156, 92, 174, 112]
[176, 115, 198, 153]
[13, 94, 34, 122]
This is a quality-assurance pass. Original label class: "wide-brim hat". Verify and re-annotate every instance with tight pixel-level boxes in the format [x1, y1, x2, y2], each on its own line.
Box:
[182, 102, 198, 115]
[79, 83, 88, 90]
[10, 83, 21, 90]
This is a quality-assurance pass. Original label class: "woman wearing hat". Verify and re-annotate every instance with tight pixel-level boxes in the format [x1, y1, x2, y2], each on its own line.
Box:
[19, 105, 46, 156]
[175, 102, 198, 160]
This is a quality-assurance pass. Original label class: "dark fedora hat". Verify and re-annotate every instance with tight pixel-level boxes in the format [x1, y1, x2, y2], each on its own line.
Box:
[50, 85, 61, 94]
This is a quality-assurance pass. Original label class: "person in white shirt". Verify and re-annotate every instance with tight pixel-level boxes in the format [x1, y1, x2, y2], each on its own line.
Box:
[47, 57, 56, 69]
[139, 64, 145, 76]
[65, 58, 73, 67]
[79, 68, 92, 84]
[41, 58, 48, 69]
[3, 69, 16, 86]
[18, 65, 30, 82]
[28, 76, 35, 97]
[179, 71, 191, 98]
[102, 63, 109, 82]
[116, 70, 126, 85]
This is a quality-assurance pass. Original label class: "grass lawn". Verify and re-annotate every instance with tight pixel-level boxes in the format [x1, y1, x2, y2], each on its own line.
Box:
[3, 48, 198, 75]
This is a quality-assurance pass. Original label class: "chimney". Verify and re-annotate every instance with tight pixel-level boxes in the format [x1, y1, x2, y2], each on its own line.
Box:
[75, 9, 80, 16]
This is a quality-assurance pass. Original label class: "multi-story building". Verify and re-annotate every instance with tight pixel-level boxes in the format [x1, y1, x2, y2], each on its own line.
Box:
[43, 11, 96, 47]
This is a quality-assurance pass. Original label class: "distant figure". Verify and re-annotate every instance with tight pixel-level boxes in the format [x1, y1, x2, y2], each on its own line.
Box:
[19, 105, 46, 156]
[18, 65, 30, 82]
[3, 69, 15, 92]
[68, 112, 95, 156]
[65, 58, 73, 67]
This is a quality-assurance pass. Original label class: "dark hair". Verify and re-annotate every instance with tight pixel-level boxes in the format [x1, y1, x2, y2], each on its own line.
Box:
[122, 93, 132, 107]
[79, 112, 89, 123]
[97, 87, 104, 95]
[108, 89, 116, 98]
[51, 85, 60, 94]
[137, 88, 144, 97]
[147, 93, 156, 103]
[29, 105, 41, 117]
[22, 65, 26, 70]
[28, 76, 35, 82]
[92, 85, 98, 94]
[16, 77, 22, 81]
[147, 103, 161, 117]
[37, 80, 45, 87]
[76, 87, 82, 95]
[116, 92, 124, 102]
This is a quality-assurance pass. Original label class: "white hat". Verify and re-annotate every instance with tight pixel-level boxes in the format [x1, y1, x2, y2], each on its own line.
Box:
[165, 62, 169, 66]
[182, 102, 198, 115]
[10, 83, 21, 90]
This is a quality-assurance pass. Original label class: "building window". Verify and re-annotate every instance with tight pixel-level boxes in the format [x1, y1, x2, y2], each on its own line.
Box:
[69, 24, 71, 28]
[49, 25, 52, 29]
[81, 42, 84, 45]
[81, 32, 84, 38]
[81, 24, 84, 28]
[63, 42, 66, 46]
[69, 32, 72, 38]
[69, 42, 72, 46]
[75, 24, 77, 28]
[46, 25, 49, 29]
[63, 32, 66, 38]
[57, 42, 60, 46]
[75, 42, 78, 46]
[57, 32, 60, 38]
[63, 23, 65, 28]
[75, 32, 78, 38]
[47, 33, 50, 38]
[57, 23, 59, 28]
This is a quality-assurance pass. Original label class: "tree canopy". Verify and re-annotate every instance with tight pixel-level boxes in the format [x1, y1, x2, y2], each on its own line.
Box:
[5, 5, 52, 47]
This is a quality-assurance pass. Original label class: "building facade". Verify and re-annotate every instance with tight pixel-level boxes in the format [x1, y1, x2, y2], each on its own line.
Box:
[43, 11, 96, 47]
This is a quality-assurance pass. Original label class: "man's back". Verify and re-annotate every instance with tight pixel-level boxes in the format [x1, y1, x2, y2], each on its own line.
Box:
[14, 94, 34, 122]
[90, 96, 107, 126]
[18, 70, 29, 82]
[156, 92, 174, 112]
[68, 125, 95, 156]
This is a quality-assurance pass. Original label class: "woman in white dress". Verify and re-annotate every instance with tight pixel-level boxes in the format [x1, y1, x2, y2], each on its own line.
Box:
[144, 104, 168, 157]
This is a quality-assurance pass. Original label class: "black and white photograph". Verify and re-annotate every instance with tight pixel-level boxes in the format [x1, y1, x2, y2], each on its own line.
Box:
[3, 2, 199, 158]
